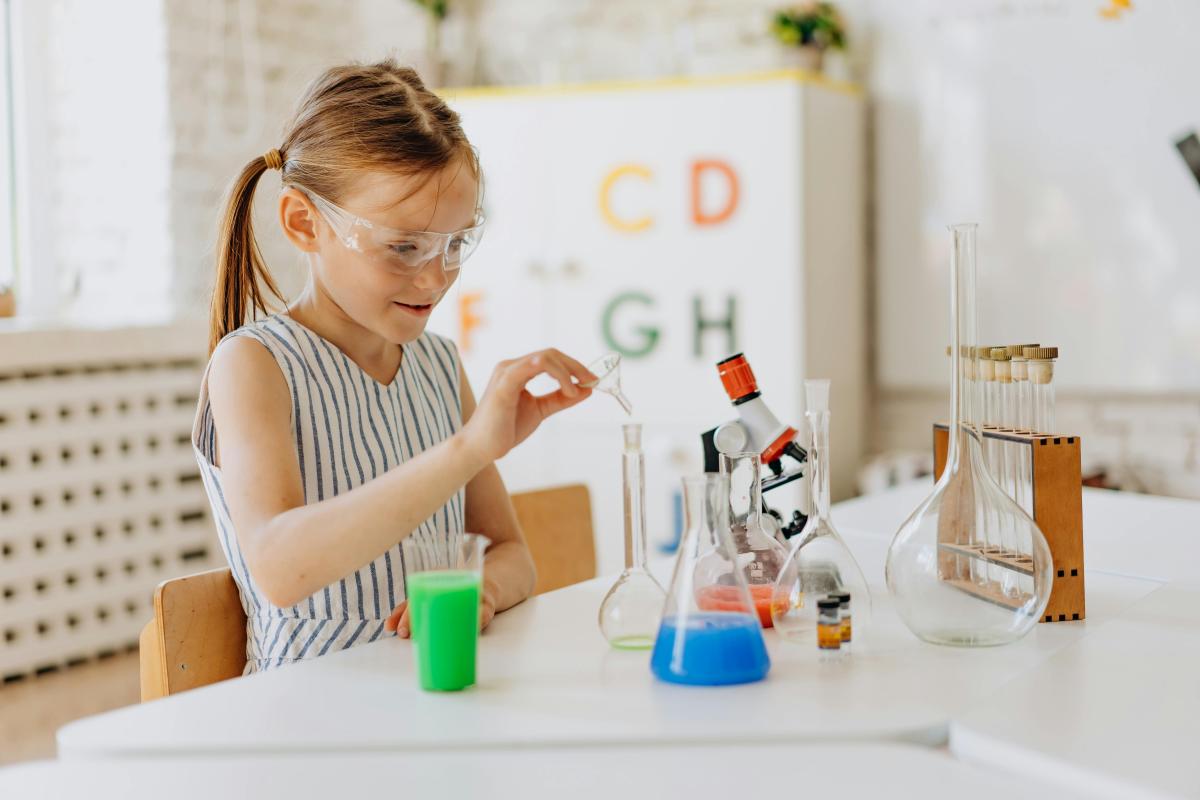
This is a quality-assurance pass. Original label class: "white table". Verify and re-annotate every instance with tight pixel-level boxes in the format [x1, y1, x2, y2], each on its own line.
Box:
[0, 744, 1081, 800]
[49, 484, 1200, 799]
[55, 530, 1159, 757]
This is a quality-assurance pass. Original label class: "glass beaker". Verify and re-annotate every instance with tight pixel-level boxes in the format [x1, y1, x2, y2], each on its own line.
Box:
[885, 224, 1053, 647]
[401, 532, 490, 691]
[704, 452, 788, 627]
[651, 474, 770, 686]
[770, 379, 872, 642]
[598, 423, 667, 649]
[581, 352, 633, 415]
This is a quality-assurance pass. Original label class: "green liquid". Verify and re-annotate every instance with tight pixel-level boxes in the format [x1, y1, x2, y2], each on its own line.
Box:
[407, 570, 481, 691]
[609, 635, 655, 650]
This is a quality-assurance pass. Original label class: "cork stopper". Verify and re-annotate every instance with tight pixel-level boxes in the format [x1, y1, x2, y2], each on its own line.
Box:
[1007, 343, 1038, 359]
[989, 348, 1011, 361]
[1012, 358, 1029, 381]
[979, 356, 996, 381]
[1023, 346, 1059, 360]
[994, 356, 1012, 383]
[1028, 358, 1055, 384]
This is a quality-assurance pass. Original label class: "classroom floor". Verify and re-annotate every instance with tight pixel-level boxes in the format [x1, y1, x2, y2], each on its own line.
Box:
[0, 652, 141, 765]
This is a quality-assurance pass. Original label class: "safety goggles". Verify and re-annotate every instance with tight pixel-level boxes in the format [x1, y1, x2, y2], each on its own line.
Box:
[303, 189, 485, 274]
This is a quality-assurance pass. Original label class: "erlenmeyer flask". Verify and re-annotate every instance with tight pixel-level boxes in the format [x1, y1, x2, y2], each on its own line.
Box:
[598, 423, 666, 649]
[701, 452, 788, 627]
[885, 224, 1053, 647]
[581, 352, 633, 415]
[770, 379, 872, 641]
[651, 474, 770, 686]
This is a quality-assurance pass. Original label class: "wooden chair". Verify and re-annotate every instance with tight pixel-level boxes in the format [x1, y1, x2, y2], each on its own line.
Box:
[139, 483, 595, 701]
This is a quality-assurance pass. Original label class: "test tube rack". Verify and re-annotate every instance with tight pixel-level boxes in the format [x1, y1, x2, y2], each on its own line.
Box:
[932, 424, 1085, 623]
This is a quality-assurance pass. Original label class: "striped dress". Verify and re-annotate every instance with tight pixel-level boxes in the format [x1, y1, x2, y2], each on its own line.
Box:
[191, 312, 465, 674]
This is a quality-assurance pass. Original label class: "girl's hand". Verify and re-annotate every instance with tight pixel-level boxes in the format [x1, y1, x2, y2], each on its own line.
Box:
[459, 350, 595, 465]
[385, 581, 500, 638]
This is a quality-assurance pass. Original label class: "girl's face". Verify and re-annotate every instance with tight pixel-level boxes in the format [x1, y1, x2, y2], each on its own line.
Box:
[308, 160, 480, 345]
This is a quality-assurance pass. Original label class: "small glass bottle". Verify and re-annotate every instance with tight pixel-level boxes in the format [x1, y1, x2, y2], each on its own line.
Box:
[829, 590, 852, 651]
[598, 423, 666, 649]
[817, 597, 842, 658]
[770, 379, 871, 642]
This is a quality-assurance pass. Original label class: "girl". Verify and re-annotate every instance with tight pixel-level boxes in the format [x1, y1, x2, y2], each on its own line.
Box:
[194, 60, 595, 673]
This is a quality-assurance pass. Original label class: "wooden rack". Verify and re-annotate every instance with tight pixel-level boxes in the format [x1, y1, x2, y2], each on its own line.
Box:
[933, 425, 1085, 623]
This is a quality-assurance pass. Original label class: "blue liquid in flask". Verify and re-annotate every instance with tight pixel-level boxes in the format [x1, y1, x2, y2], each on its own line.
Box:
[650, 613, 770, 686]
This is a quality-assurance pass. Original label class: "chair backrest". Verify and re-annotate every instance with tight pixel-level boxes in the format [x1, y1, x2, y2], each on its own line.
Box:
[138, 567, 246, 701]
[139, 483, 596, 700]
[512, 483, 597, 595]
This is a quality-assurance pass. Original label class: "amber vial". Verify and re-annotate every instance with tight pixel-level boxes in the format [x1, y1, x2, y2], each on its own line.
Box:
[830, 591, 852, 647]
[817, 597, 842, 651]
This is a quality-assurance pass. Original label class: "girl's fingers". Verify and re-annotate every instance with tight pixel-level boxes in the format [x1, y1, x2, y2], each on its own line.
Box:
[535, 385, 591, 418]
[385, 601, 408, 635]
[539, 354, 579, 398]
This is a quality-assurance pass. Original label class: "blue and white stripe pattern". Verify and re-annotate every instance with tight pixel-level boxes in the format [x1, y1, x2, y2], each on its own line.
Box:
[191, 313, 465, 674]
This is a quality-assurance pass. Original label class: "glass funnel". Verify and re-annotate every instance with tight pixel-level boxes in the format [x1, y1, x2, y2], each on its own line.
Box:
[598, 423, 666, 649]
[581, 352, 633, 415]
[707, 452, 789, 627]
[770, 379, 872, 642]
[651, 474, 770, 686]
[885, 223, 1053, 647]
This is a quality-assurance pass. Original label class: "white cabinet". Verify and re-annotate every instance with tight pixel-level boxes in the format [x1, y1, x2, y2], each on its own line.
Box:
[431, 72, 866, 573]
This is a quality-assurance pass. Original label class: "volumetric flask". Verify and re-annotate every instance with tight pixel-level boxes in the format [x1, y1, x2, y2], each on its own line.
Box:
[598, 423, 666, 649]
[771, 380, 872, 642]
[651, 474, 770, 686]
[885, 224, 1053, 646]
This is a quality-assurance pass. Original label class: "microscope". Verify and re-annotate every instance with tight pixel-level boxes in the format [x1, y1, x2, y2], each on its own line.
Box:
[701, 353, 809, 540]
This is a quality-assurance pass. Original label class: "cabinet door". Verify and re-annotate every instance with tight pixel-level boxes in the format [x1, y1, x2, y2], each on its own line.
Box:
[533, 81, 809, 570]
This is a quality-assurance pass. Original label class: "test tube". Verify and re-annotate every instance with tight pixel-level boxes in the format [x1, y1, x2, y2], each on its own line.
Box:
[975, 347, 1004, 585]
[1024, 347, 1059, 435]
[990, 348, 1019, 597]
[1007, 344, 1038, 517]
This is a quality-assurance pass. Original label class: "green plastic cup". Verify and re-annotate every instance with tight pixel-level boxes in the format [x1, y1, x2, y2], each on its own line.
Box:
[401, 532, 489, 691]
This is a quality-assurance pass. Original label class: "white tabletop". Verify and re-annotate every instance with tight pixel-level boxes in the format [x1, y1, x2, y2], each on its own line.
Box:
[50, 483, 1200, 798]
[952, 581, 1200, 800]
[1, 744, 1082, 800]
[56, 528, 1159, 757]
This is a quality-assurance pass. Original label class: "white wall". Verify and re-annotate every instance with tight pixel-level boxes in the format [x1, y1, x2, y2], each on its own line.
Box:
[20, 0, 1200, 501]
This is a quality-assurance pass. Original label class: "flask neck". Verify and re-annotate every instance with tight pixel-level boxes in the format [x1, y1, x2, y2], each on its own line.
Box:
[681, 474, 730, 553]
[719, 451, 765, 531]
[623, 447, 648, 571]
[806, 409, 832, 520]
[947, 223, 980, 473]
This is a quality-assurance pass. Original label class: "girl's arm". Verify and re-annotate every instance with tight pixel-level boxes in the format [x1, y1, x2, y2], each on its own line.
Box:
[207, 336, 590, 609]
[387, 365, 537, 637]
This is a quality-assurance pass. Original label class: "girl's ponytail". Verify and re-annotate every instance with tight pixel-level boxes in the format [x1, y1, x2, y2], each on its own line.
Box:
[209, 152, 285, 354]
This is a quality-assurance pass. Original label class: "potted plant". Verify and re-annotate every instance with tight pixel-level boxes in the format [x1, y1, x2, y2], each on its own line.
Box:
[410, 0, 449, 86]
[770, 3, 847, 73]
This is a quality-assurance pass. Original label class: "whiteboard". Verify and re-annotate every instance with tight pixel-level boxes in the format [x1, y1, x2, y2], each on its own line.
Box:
[874, 0, 1200, 391]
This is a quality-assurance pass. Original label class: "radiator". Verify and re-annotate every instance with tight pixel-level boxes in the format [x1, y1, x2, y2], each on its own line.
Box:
[0, 320, 220, 681]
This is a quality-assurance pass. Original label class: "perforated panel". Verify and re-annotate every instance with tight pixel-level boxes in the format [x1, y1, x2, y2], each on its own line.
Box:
[0, 322, 217, 681]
